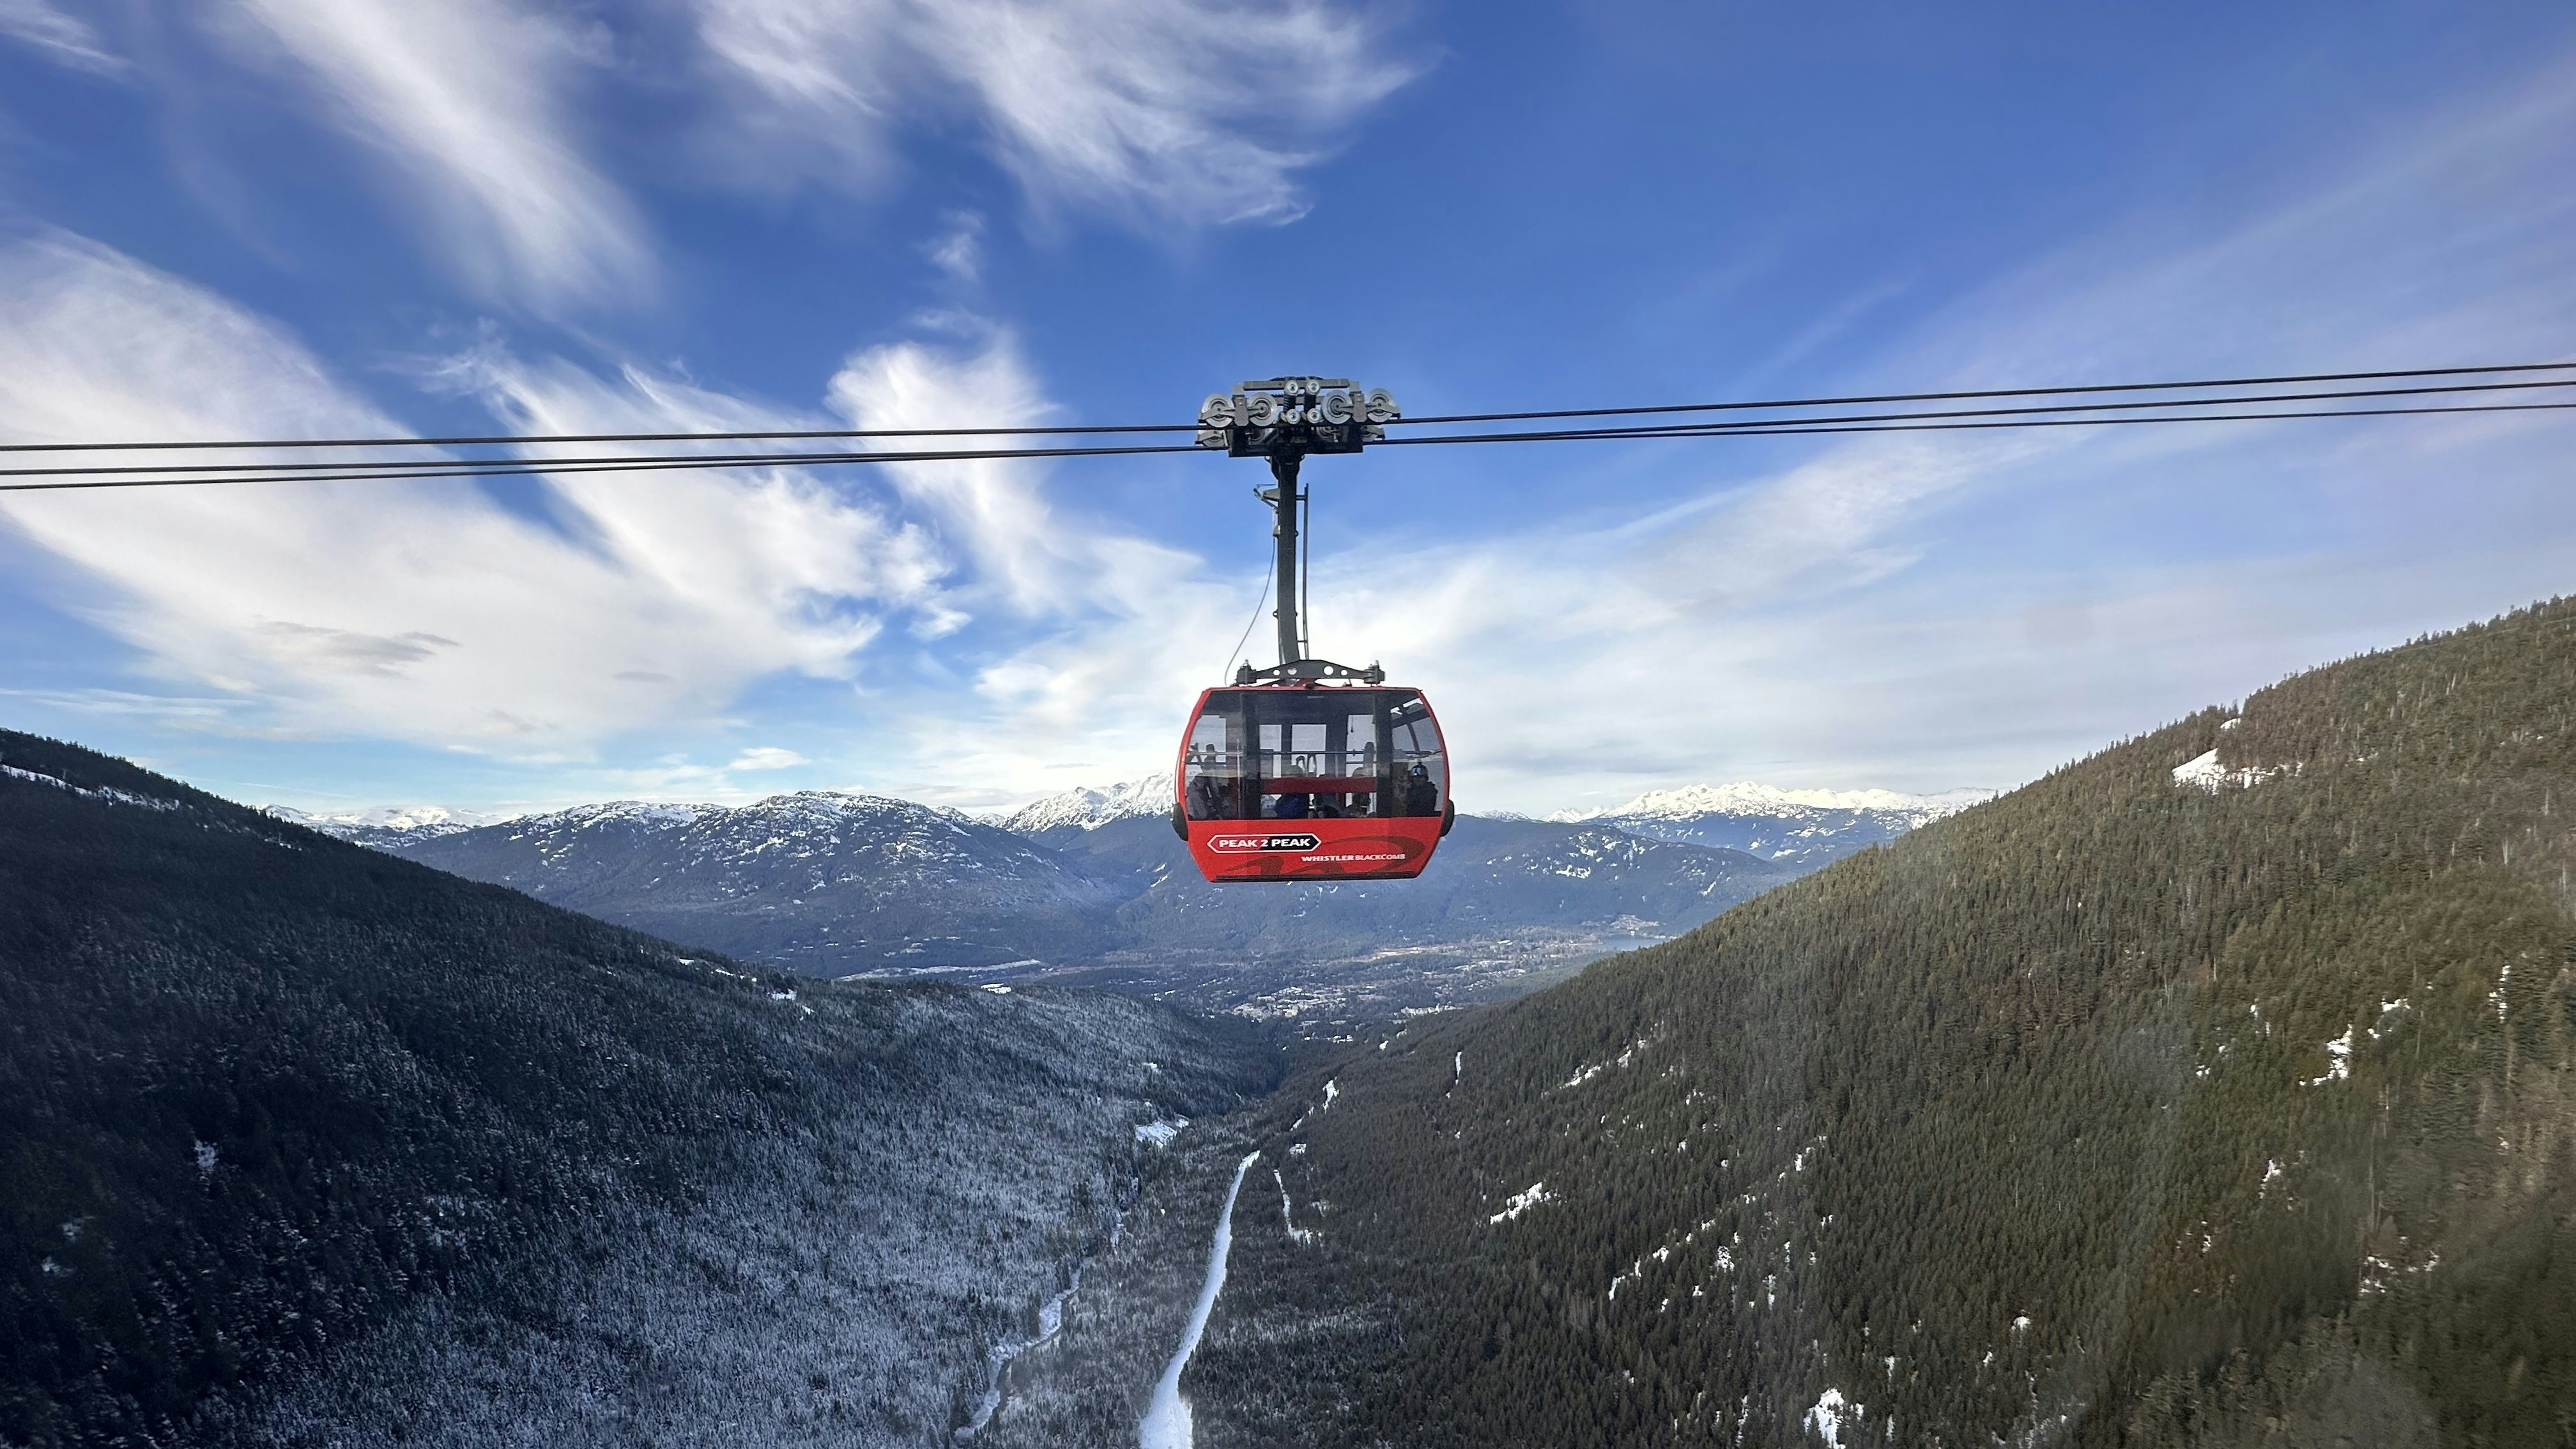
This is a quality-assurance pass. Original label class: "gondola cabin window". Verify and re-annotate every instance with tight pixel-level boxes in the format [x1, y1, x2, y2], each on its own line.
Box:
[1182, 688, 1447, 822]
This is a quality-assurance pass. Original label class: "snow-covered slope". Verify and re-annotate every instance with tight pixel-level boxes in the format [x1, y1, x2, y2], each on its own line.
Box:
[1000, 773, 1174, 839]
[1556, 782, 1994, 868]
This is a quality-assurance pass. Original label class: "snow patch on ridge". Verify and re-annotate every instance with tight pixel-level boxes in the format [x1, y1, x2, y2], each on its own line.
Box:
[1488, 1181, 1553, 1224]
[2172, 728, 2292, 793]
[1275, 1169, 1318, 1245]
[6, 765, 183, 813]
[2303, 1028, 2354, 1087]
[1805, 1388, 1860, 1446]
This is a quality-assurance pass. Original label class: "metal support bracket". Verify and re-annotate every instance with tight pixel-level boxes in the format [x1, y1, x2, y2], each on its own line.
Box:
[1198, 376, 1399, 675]
[1232, 657, 1388, 686]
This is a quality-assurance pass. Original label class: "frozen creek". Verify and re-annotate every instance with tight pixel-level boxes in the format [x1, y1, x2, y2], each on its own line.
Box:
[1139, 1151, 1261, 1449]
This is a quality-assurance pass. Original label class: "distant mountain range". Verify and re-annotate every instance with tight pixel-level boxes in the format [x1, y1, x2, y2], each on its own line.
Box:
[355, 792, 1123, 976]
[1551, 781, 1994, 866]
[276, 776, 1989, 1020]
[266, 802, 504, 851]
[285, 776, 1984, 864]
[995, 776, 1988, 864]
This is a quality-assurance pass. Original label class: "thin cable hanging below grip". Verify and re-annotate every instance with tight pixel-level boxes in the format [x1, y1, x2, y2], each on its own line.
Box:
[1223, 551, 1278, 683]
[1300, 489, 1313, 661]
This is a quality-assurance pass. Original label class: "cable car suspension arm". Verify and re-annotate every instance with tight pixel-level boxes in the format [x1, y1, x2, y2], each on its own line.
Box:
[1199, 378, 1396, 686]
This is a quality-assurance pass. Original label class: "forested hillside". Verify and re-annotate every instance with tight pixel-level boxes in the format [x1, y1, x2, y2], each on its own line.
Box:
[0, 733, 1273, 1446]
[1209, 599, 2576, 1448]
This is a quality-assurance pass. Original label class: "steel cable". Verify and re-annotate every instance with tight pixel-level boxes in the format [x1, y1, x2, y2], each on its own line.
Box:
[3, 372, 2572, 493]
[5, 360, 2567, 462]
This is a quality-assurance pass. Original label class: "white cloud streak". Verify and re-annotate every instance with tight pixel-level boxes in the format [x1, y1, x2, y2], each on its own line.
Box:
[225, 0, 650, 309]
[825, 329, 1087, 616]
[820, 326, 1261, 796]
[925, 210, 985, 284]
[694, 0, 1415, 226]
[0, 234, 923, 755]
[0, 0, 126, 73]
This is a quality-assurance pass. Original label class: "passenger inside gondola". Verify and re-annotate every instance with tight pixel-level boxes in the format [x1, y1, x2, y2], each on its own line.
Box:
[1402, 762, 1438, 816]
[1181, 686, 1447, 822]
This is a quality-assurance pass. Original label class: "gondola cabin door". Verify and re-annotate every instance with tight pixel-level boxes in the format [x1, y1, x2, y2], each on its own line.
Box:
[1175, 684, 1452, 883]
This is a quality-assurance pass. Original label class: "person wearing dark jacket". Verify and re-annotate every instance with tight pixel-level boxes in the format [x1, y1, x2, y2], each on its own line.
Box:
[1401, 763, 1438, 816]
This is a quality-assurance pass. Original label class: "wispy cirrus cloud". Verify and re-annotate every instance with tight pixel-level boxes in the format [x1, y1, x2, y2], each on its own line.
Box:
[0, 0, 126, 74]
[924, 210, 985, 284]
[694, 0, 1417, 226]
[824, 326, 1090, 616]
[222, 0, 650, 310]
[816, 322, 1261, 795]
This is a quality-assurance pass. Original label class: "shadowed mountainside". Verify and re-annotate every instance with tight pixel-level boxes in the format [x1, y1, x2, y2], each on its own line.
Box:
[0, 733, 1273, 1447]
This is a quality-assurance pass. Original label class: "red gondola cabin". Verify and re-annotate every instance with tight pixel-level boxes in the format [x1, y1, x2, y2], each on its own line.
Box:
[1173, 683, 1453, 883]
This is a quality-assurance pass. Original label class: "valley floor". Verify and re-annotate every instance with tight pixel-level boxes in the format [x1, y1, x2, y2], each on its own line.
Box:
[883, 923, 1673, 1039]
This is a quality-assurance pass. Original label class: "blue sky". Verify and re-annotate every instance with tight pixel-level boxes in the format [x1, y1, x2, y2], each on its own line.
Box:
[1, 0, 2572, 816]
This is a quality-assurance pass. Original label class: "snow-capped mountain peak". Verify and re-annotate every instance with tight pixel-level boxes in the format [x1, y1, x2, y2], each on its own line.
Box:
[281, 791, 986, 854]
[267, 804, 512, 848]
[998, 774, 1174, 836]
[1556, 781, 1992, 826]
[1551, 781, 1995, 868]
[520, 792, 970, 834]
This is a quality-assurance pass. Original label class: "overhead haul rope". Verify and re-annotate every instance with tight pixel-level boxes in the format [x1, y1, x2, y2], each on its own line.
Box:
[0, 442, 1206, 492]
[15, 369, 2555, 487]
[6, 374, 2573, 489]
[2, 366, 2571, 493]
[1384, 360, 2576, 427]
[8, 359, 2568, 459]
[1376, 399, 2576, 450]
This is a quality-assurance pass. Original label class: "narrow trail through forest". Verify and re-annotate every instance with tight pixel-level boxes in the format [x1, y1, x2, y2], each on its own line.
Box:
[1138, 1151, 1261, 1449]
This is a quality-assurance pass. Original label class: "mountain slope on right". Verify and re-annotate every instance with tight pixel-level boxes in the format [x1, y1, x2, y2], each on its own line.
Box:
[1218, 597, 2576, 1449]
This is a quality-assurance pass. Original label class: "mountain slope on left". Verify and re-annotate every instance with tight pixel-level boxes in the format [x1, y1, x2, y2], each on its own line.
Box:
[0, 732, 1273, 1447]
